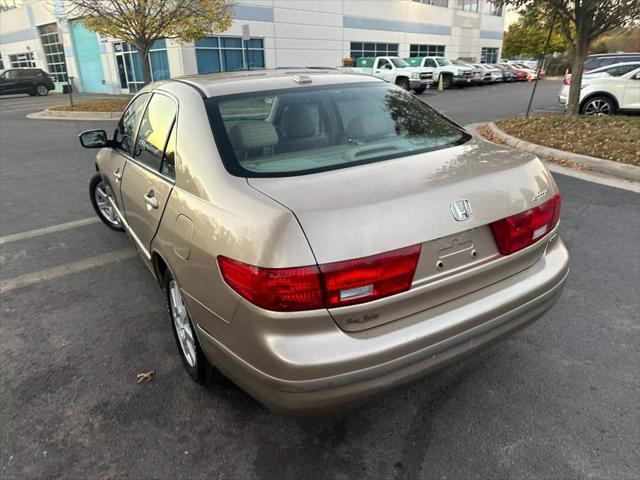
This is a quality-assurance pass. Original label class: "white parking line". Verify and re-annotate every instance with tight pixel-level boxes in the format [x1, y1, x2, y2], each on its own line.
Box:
[0, 248, 137, 294]
[0, 217, 99, 245]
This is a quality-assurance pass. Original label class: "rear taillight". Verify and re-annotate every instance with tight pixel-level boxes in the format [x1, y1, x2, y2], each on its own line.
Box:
[490, 193, 562, 255]
[320, 245, 421, 308]
[563, 73, 571, 85]
[217, 244, 421, 312]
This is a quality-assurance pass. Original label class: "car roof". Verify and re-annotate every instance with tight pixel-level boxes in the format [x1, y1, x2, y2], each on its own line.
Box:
[586, 61, 640, 73]
[588, 52, 640, 57]
[172, 69, 382, 98]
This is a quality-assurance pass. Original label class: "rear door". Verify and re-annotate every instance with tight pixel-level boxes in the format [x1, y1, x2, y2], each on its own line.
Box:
[120, 91, 177, 259]
[96, 92, 149, 212]
[0, 70, 18, 93]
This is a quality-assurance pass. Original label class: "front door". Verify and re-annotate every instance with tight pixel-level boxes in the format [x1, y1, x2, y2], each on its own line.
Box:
[119, 92, 178, 259]
[622, 70, 640, 109]
[96, 92, 149, 211]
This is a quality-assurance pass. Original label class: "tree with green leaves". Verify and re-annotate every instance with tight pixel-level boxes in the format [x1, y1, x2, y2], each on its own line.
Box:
[503, 8, 571, 58]
[65, 0, 234, 85]
[498, 0, 640, 116]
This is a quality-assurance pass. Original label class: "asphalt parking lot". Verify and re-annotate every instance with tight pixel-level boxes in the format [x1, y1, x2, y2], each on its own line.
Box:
[1, 83, 639, 480]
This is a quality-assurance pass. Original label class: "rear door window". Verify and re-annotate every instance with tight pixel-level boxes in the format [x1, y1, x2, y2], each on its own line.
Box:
[605, 64, 640, 77]
[134, 93, 177, 172]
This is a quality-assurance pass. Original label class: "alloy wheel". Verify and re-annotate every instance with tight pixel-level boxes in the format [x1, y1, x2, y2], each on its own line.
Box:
[93, 181, 121, 227]
[583, 99, 611, 116]
[169, 280, 197, 368]
[36, 85, 48, 96]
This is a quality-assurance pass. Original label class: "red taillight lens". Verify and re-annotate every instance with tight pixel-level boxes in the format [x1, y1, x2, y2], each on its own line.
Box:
[490, 193, 562, 255]
[217, 257, 323, 311]
[563, 73, 571, 85]
[320, 244, 421, 308]
[217, 244, 421, 311]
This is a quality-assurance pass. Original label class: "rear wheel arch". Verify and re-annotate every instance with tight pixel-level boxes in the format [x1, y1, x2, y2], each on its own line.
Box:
[579, 92, 618, 114]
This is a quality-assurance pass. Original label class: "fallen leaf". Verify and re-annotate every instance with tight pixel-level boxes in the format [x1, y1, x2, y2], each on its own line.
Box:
[136, 370, 156, 383]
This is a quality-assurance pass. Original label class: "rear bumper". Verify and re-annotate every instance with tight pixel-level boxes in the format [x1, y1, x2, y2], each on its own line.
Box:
[197, 238, 569, 414]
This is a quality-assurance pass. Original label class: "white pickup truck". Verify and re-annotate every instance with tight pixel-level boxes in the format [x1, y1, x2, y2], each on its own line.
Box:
[405, 56, 474, 89]
[339, 56, 433, 93]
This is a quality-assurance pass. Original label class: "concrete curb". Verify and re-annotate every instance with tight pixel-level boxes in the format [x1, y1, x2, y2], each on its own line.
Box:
[485, 121, 640, 182]
[26, 109, 123, 121]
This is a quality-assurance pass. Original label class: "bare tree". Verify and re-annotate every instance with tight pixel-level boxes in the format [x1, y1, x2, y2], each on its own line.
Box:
[64, 0, 234, 85]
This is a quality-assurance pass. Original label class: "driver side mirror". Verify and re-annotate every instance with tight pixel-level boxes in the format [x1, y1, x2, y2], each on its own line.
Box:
[79, 129, 111, 149]
[633, 72, 640, 80]
[382, 64, 392, 70]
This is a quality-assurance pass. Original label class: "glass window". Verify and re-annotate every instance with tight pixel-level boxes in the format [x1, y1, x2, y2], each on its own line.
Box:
[481, 47, 499, 63]
[605, 64, 640, 76]
[161, 125, 177, 180]
[412, 0, 449, 6]
[458, 0, 478, 11]
[134, 94, 177, 171]
[484, 1, 503, 15]
[9, 52, 36, 68]
[350, 42, 400, 60]
[39, 24, 68, 83]
[196, 49, 222, 73]
[205, 83, 470, 177]
[2, 70, 18, 80]
[195, 36, 265, 73]
[114, 93, 149, 155]
[409, 44, 445, 57]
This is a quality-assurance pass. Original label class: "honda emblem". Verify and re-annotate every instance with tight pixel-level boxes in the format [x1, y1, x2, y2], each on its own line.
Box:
[450, 199, 472, 222]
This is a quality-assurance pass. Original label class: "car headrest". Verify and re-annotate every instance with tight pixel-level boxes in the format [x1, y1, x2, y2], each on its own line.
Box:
[281, 104, 318, 138]
[346, 114, 395, 141]
[228, 121, 279, 151]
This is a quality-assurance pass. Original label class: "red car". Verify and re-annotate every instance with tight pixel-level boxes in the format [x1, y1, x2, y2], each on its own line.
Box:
[499, 64, 527, 81]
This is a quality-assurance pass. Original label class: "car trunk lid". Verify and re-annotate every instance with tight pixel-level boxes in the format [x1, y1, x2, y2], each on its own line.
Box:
[248, 138, 558, 331]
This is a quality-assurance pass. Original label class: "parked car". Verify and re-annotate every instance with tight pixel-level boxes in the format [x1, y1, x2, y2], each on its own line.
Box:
[499, 63, 528, 81]
[511, 63, 542, 80]
[405, 56, 474, 88]
[340, 56, 432, 93]
[583, 52, 640, 72]
[79, 69, 569, 414]
[492, 64, 516, 82]
[0, 68, 55, 96]
[452, 59, 483, 84]
[563, 52, 640, 85]
[473, 64, 503, 83]
[558, 61, 640, 115]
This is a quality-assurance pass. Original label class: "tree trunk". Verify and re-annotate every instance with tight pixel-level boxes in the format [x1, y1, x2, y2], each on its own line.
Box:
[566, 16, 589, 116]
[139, 45, 153, 85]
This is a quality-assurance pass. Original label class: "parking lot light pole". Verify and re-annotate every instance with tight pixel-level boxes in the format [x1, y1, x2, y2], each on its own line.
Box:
[525, 11, 557, 119]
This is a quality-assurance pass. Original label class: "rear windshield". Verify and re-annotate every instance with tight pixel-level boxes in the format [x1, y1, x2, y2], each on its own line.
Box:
[205, 82, 470, 177]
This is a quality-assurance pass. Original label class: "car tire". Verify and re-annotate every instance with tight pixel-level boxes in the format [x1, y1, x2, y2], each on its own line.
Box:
[396, 78, 410, 91]
[580, 95, 616, 116]
[413, 85, 426, 94]
[440, 74, 452, 89]
[35, 84, 49, 96]
[89, 173, 125, 231]
[165, 271, 223, 385]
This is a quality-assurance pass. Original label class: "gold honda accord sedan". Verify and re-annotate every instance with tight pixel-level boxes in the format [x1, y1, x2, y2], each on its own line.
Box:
[79, 70, 569, 413]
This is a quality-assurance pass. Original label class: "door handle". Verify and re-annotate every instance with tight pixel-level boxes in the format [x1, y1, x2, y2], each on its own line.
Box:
[113, 168, 122, 182]
[143, 190, 159, 209]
